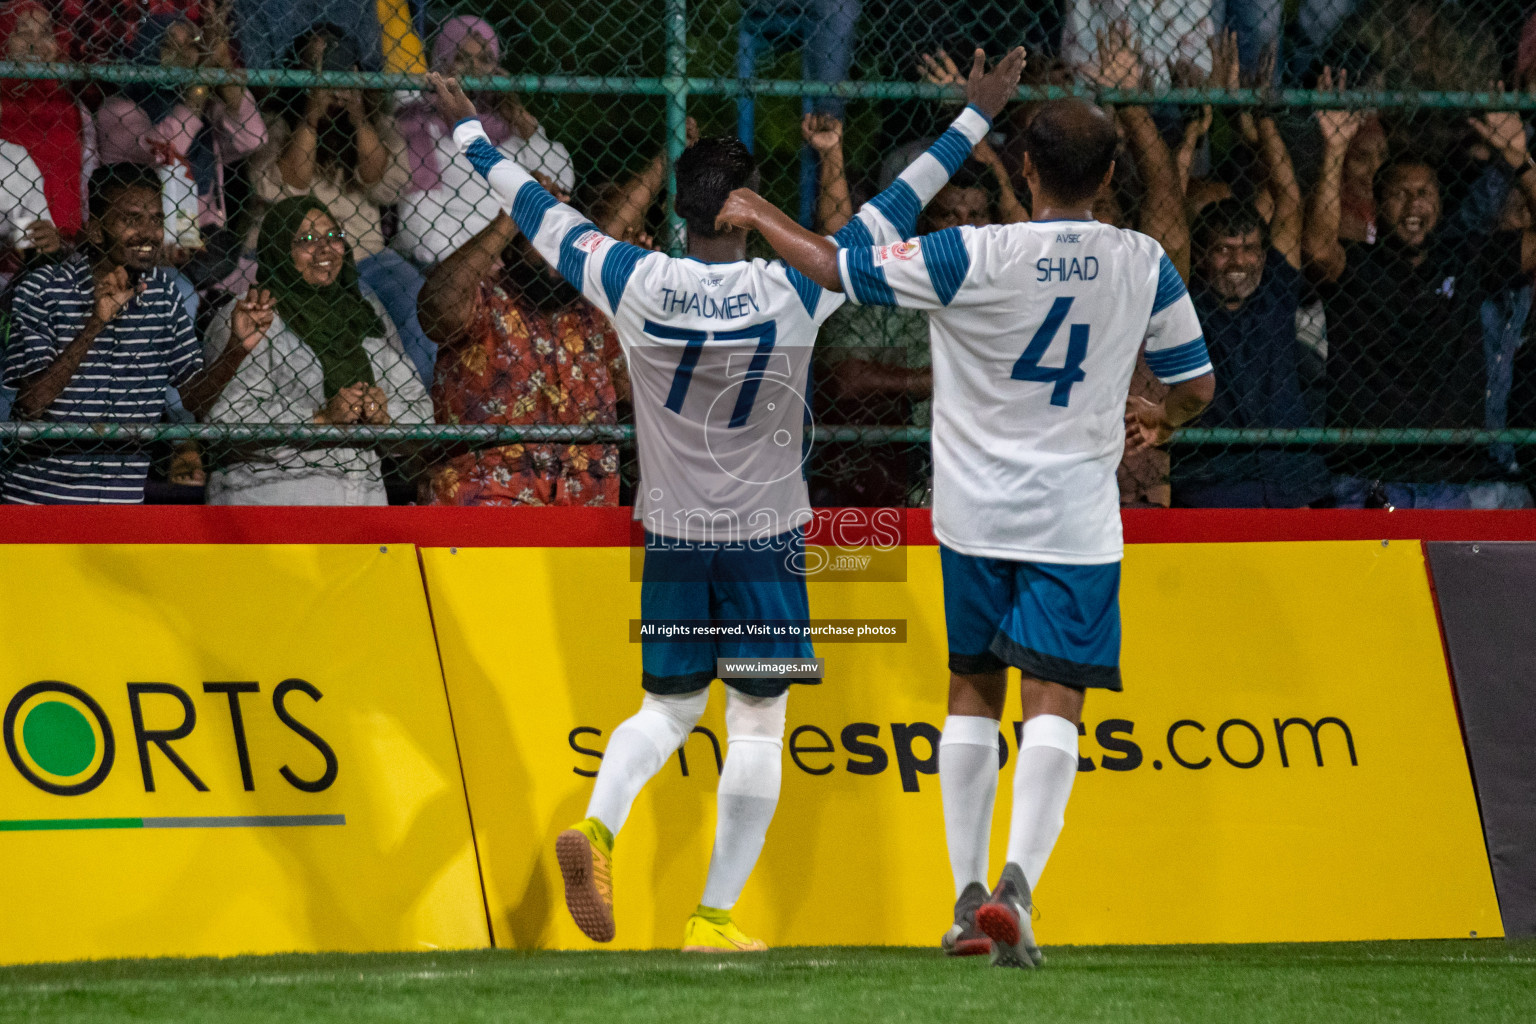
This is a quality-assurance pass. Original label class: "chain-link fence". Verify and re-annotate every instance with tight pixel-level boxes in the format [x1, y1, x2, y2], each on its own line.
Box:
[1, 0, 1535, 508]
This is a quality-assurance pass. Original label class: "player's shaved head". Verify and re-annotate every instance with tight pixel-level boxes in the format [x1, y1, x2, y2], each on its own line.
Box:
[675, 137, 759, 240]
[1023, 99, 1119, 207]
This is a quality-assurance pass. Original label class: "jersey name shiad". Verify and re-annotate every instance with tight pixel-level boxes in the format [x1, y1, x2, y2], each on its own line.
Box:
[838, 219, 1211, 564]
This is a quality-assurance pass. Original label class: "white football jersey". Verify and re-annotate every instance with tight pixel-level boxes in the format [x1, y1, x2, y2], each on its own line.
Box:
[454, 107, 993, 541]
[837, 219, 1211, 563]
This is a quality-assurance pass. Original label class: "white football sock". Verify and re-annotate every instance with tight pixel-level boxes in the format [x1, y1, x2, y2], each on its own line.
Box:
[586, 689, 709, 838]
[699, 691, 787, 911]
[1006, 714, 1080, 891]
[939, 715, 1000, 899]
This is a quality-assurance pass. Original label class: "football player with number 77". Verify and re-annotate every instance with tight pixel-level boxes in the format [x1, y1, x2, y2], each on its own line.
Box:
[425, 50, 1024, 954]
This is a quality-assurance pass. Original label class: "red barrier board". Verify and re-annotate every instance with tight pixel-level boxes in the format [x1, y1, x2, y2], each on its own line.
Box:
[1, 505, 1536, 546]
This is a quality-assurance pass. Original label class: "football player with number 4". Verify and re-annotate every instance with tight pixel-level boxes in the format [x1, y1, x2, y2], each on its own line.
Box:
[716, 98, 1215, 968]
[426, 50, 1024, 954]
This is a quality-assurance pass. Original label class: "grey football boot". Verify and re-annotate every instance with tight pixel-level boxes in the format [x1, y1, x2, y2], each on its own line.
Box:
[975, 862, 1043, 968]
[940, 881, 992, 957]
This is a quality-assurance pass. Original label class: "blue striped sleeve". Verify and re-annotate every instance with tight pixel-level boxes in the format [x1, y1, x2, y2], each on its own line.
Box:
[510, 180, 559, 240]
[557, 223, 598, 288]
[1150, 253, 1187, 315]
[921, 227, 970, 306]
[843, 246, 897, 306]
[928, 127, 972, 176]
[1144, 337, 1212, 381]
[865, 179, 921, 239]
[465, 137, 504, 178]
[601, 241, 649, 313]
[785, 267, 823, 318]
[832, 215, 873, 249]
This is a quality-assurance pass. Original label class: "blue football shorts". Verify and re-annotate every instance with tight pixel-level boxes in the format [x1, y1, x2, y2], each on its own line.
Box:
[640, 529, 815, 698]
[940, 545, 1122, 690]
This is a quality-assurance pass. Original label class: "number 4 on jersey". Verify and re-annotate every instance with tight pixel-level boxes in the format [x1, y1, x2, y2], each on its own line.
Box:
[1011, 295, 1089, 407]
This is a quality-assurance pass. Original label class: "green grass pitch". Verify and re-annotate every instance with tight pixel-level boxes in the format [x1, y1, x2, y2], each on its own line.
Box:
[4, 941, 1534, 1023]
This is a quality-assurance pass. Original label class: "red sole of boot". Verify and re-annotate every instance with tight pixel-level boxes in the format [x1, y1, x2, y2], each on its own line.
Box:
[975, 903, 1021, 947]
[947, 937, 993, 957]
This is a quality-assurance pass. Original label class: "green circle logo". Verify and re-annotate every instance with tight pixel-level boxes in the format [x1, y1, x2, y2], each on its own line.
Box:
[22, 701, 97, 776]
[4, 682, 116, 795]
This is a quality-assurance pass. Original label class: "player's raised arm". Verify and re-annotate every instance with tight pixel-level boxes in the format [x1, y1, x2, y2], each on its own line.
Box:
[426, 74, 650, 317]
[717, 47, 1024, 302]
[684, 49, 1025, 303]
[833, 46, 1026, 248]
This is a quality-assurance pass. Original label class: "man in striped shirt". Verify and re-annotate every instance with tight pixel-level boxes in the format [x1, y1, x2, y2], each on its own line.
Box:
[2, 163, 264, 504]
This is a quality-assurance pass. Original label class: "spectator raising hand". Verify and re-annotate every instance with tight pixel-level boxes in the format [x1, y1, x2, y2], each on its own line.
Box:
[1169, 40, 1215, 199]
[594, 117, 697, 248]
[1238, 41, 1277, 148]
[1087, 22, 1144, 93]
[231, 288, 276, 351]
[803, 112, 851, 233]
[1091, 22, 1190, 275]
[1174, 82, 1328, 510]
[1172, 30, 1246, 202]
[1301, 68, 1536, 507]
[1064, 0, 1214, 89]
[1314, 67, 1364, 149]
[200, 1, 245, 113]
[178, 287, 277, 420]
[1469, 89, 1532, 173]
[1304, 67, 1366, 283]
[802, 111, 842, 153]
[418, 205, 627, 506]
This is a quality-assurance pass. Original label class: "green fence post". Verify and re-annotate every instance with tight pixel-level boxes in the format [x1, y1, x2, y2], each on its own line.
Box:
[663, 0, 689, 255]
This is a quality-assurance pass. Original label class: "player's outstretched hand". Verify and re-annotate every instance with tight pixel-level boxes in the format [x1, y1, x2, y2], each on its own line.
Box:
[425, 72, 477, 125]
[965, 46, 1027, 121]
[1124, 395, 1174, 454]
[715, 188, 774, 234]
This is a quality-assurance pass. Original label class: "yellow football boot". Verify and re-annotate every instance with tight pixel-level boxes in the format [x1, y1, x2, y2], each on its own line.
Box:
[555, 817, 615, 942]
[682, 906, 768, 953]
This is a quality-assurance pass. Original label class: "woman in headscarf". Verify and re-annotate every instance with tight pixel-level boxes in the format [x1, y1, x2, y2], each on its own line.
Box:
[202, 196, 430, 505]
[0, 1, 80, 250]
[94, 10, 266, 237]
[392, 15, 573, 267]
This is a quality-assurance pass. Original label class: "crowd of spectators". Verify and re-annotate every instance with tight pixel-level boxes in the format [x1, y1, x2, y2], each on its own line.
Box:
[0, 0, 1533, 510]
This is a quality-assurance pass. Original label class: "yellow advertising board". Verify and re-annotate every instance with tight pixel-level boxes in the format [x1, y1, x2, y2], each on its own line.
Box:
[0, 544, 489, 965]
[425, 540, 1501, 949]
